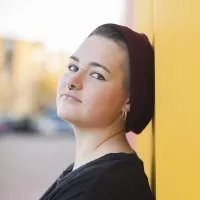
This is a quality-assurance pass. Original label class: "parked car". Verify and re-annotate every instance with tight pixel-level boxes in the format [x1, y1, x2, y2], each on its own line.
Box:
[0, 115, 38, 135]
[36, 110, 74, 136]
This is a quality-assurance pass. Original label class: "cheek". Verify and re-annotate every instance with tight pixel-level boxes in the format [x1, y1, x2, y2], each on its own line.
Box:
[84, 84, 124, 113]
[85, 86, 110, 105]
[57, 74, 66, 88]
[57, 73, 70, 94]
[56, 74, 67, 103]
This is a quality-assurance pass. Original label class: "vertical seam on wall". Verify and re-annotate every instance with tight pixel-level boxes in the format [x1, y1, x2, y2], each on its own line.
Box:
[151, 0, 156, 198]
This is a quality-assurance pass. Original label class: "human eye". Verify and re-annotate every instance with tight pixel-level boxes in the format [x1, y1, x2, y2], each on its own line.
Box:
[68, 64, 79, 72]
[90, 72, 105, 81]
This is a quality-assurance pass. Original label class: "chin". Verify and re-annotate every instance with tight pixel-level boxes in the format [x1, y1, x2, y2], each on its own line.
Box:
[57, 108, 69, 120]
[57, 106, 78, 124]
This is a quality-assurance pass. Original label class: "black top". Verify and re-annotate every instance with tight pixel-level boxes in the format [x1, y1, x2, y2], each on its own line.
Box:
[39, 152, 155, 200]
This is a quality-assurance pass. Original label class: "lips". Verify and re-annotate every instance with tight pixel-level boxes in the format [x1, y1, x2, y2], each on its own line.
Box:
[60, 93, 82, 103]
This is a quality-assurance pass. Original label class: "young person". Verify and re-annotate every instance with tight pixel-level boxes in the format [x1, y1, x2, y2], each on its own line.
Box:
[39, 23, 155, 200]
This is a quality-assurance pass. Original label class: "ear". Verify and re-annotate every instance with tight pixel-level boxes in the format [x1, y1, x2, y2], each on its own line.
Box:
[123, 97, 130, 112]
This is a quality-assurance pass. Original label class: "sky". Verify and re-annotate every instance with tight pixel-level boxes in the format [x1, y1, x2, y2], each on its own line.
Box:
[0, 0, 125, 53]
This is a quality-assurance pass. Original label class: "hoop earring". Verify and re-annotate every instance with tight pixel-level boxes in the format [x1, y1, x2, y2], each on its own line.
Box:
[68, 84, 75, 90]
[122, 110, 127, 120]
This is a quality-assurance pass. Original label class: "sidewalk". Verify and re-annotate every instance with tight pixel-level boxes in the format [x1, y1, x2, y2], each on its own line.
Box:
[0, 134, 76, 200]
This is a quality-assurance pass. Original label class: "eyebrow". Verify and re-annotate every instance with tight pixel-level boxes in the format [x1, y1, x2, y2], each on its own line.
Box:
[70, 56, 111, 74]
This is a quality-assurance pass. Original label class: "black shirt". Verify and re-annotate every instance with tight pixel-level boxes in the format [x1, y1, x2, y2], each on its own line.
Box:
[39, 152, 155, 200]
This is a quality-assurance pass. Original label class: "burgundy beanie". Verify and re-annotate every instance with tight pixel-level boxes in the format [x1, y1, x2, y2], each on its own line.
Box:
[101, 23, 155, 134]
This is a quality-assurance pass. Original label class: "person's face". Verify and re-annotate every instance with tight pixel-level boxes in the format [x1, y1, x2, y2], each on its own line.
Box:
[56, 35, 129, 127]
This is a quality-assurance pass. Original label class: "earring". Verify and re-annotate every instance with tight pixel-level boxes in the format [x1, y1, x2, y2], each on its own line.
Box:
[68, 84, 75, 90]
[122, 110, 127, 120]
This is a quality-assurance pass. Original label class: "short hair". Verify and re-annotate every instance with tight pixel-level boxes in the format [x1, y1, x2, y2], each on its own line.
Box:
[88, 24, 130, 93]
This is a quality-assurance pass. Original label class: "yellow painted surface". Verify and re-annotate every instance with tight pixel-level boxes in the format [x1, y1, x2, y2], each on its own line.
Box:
[133, 0, 154, 43]
[155, 0, 200, 199]
[132, 0, 154, 187]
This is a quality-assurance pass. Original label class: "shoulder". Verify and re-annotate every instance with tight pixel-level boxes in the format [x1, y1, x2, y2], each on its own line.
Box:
[84, 158, 155, 200]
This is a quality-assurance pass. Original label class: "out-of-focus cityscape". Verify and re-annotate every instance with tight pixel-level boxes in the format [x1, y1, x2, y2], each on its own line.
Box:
[0, 37, 74, 136]
[0, 1, 127, 200]
[0, 0, 125, 137]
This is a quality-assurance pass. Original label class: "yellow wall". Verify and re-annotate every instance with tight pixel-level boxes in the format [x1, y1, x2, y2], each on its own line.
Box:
[132, 0, 200, 199]
[155, 0, 200, 199]
[131, 0, 155, 189]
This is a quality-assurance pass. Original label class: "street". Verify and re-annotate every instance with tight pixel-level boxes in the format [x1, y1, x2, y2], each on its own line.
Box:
[0, 133, 76, 200]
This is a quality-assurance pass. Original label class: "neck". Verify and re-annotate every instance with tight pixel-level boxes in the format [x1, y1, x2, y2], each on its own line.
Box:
[72, 121, 134, 170]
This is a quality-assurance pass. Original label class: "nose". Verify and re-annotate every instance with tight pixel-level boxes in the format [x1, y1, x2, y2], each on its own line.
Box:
[66, 71, 83, 90]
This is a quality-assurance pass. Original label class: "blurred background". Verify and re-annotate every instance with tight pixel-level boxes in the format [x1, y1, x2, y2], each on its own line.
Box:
[1, 0, 200, 200]
[0, 0, 126, 136]
[0, 1, 129, 200]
